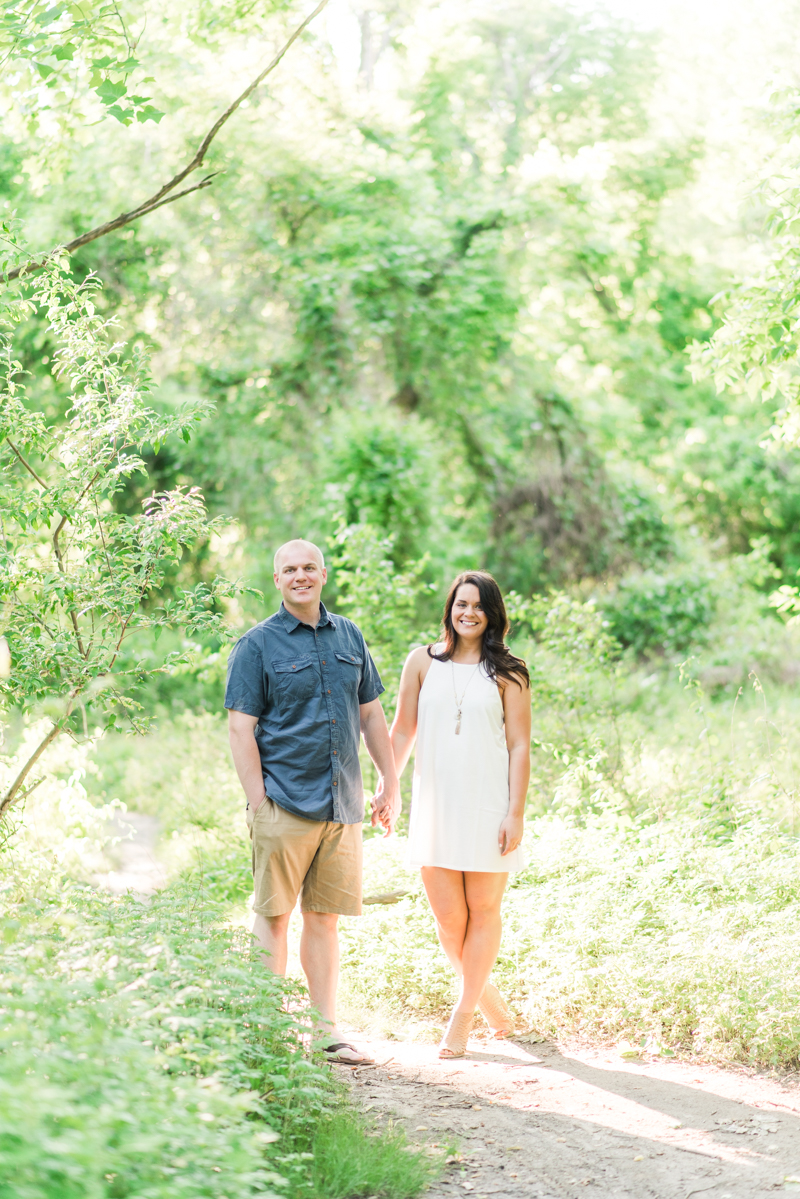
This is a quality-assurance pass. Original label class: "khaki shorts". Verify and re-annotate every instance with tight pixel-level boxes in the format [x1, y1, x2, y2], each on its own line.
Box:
[246, 797, 363, 918]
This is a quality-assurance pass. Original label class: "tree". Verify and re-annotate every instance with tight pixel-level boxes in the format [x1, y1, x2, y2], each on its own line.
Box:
[0, 263, 242, 818]
[1, 0, 329, 280]
[692, 93, 800, 450]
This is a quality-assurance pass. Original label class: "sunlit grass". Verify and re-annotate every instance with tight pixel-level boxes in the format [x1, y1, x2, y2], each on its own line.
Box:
[340, 813, 800, 1068]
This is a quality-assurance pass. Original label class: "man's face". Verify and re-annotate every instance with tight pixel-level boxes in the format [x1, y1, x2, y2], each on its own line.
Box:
[273, 547, 327, 613]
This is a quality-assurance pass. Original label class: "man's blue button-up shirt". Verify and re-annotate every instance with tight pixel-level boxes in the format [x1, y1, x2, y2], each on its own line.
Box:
[224, 602, 384, 824]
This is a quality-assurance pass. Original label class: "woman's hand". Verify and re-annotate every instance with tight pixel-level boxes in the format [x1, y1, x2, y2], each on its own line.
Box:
[498, 812, 524, 856]
[370, 778, 401, 836]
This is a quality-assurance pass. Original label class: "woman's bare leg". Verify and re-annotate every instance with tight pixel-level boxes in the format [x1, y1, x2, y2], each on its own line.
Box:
[421, 867, 508, 1014]
[457, 871, 508, 1012]
[420, 866, 469, 975]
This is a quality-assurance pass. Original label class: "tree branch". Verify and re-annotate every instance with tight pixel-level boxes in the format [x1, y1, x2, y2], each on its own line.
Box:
[578, 263, 622, 319]
[3, 0, 330, 283]
[52, 513, 88, 659]
[416, 213, 504, 297]
[5, 437, 47, 488]
[2, 437, 90, 656]
[0, 720, 62, 818]
[53, 173, 220, 260]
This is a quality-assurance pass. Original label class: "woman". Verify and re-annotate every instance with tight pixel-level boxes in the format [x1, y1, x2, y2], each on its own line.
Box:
[390, 571, 531, 1058]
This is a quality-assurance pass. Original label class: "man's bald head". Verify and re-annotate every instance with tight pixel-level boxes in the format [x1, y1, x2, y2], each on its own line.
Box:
[272, 540, 327, 621]
[273, 539, 325, 574]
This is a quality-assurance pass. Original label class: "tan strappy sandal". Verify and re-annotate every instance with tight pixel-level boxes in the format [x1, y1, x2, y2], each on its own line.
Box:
[439, 1010, 473, 1059]
[478, 982, 515, 1038]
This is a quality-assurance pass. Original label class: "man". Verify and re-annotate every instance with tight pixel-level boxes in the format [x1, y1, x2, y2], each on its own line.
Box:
[225, 538, 400, 1065]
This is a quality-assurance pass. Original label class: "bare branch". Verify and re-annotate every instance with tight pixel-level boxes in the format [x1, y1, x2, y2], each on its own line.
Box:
[3, 0, 329, 283]
[0, 720, 62, 818]
[46, 173, 220, 265]
[5, 438, 47, 488]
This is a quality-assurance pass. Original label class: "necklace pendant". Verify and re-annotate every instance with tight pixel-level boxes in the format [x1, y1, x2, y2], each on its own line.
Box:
[455, 710, 461, 735]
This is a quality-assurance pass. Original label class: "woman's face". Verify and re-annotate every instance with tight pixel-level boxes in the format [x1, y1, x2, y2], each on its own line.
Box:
[451, 583, 488, 643]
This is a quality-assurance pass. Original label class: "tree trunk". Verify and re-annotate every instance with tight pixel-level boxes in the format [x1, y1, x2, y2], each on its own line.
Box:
[0, 723, 61, 818]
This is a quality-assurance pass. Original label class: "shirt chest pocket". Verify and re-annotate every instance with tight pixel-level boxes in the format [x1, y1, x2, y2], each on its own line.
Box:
[335, 651, 363, 698]
[273, 656, 317, 706]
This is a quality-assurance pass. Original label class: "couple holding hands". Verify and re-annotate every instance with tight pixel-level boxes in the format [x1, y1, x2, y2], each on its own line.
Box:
[226, 539, 530, 1063]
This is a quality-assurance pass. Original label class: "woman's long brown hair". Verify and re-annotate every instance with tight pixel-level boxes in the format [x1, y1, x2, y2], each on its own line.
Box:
[428, 570, 530, 689]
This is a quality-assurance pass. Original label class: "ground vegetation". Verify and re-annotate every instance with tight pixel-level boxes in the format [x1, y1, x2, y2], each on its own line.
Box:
[5, 2, 800, 1195]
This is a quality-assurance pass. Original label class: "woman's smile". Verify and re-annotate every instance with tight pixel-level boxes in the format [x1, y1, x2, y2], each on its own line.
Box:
[452, 583, 489, 641]
[457, 615, 480, 631]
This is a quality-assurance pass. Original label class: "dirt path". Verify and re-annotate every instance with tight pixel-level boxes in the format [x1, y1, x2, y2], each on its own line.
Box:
[98, 811, 166, 896]
[343, 1030, 800, 1198]
[90, 820, 800, 1195]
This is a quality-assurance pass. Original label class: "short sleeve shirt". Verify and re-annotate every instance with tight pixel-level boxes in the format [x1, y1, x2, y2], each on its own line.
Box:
[224, 602, 384, 824]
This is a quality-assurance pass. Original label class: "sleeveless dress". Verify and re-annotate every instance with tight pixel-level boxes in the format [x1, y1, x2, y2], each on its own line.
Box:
[406, 652, 525, 873]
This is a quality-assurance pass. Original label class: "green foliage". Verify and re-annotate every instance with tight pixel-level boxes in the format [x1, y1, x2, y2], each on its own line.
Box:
[505, 591, 626, 805]
[0, 266, 243, 813]
[0, 876, 438, 1199]
[602, 564, 719, 656]
[616, 477, 675, 568]
[327, 414, 435, 562]
[0, 0, 164, 129]
[0, 884, 306, 1198]
[343, 812, 800, 1068]
[692, 90, 800, 449]
[4, 0, 714, 598]
[664, 415, 800, 579]
[331, 521, 435, 714]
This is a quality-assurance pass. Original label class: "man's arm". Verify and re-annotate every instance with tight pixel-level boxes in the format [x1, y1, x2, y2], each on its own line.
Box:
[359, 697, 401, 834]
[228, 709, 267, 811]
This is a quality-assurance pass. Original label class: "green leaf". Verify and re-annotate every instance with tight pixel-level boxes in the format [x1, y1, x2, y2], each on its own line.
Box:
[106, 104, 132, 126]
[35, 5, 64, 26]
[95, 79, 127, 104]
[51, 42, 75, 61]
[135, 105, 164, 125]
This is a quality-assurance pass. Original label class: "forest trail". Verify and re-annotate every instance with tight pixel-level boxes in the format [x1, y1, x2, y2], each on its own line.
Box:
[343, 1031, 800, 1199]
[98, 811, 166, 896]
[92, 819, 800, 1196]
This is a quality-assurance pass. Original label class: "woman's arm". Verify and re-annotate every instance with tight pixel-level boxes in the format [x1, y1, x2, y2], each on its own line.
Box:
[498, 676, 532, 856]
[389, 646, 429, 776]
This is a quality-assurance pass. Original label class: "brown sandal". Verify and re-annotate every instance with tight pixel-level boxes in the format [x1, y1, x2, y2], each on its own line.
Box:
[439, 1011, 473, 1059]
[478, 982, 515, 1038]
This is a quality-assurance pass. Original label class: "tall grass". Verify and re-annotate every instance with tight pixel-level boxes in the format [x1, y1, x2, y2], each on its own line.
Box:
[340, 809, 800, 1068]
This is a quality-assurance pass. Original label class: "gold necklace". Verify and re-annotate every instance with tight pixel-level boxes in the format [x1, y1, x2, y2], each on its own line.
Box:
[451, 660, 480, 735]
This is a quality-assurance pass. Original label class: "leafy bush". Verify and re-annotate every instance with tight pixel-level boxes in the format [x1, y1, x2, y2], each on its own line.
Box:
[326, 414, 437, 564]
[603, 564, 719, 655]
[0, 878, 438, 1199]
[331, 521, 435, 715]
[615, 477, 674, 568]
[0, 266, 241, 820]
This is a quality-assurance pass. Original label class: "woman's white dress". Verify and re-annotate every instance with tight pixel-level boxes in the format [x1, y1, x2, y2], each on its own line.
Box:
[406, 652, 525, 873]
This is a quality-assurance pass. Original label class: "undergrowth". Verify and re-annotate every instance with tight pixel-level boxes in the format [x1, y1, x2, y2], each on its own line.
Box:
[0, 876, 437, 1199]
[339, 814, 800, 1069]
